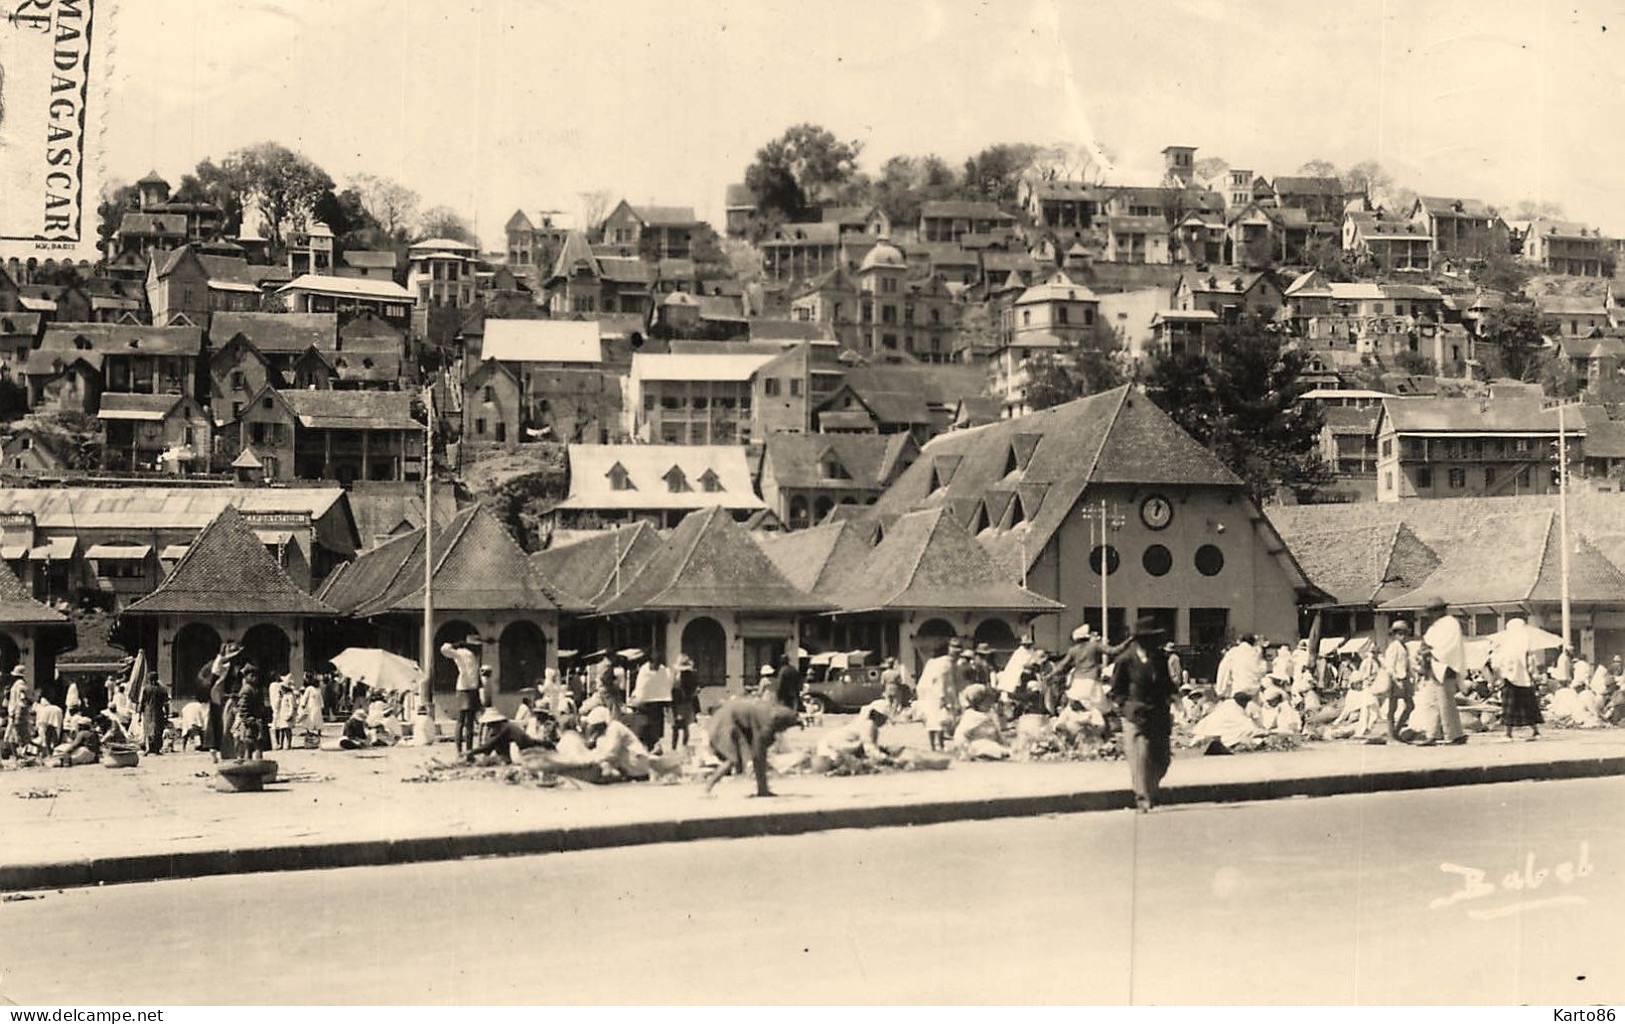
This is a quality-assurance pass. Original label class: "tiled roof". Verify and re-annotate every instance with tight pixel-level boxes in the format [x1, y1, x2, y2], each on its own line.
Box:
[629, 205, 698, 227]
[749, 523, 849, 594]
[1321, 406, 1380, 435]
[347, 482, 459, 551]
[277, 275, 414, 301]
[595, 506, 829, 614]
[631, 351, 780, 382]
[1282, 522, 1438, 608]
[39, 323, 202, 356]
[96, 393, 191, 421]
[1272, 176, 1346, 196]
[198, 255, 262, 290]
[127, 506, 336, 616]
[117, 212, 187, 237]
[0, 558, 67, 625]
[761, 433, 903, 490]
[724, 184, 754, 209]
[920, 201, 1014, 221]
[557, 444, 766, 512]
[338, 504, 582, 615]
[597, 257, 658, 285]
[529, 522, 663, 608]
[875, 387, 1250, 577]
[0, 312, 43, 336]
[280, 390, 418, 430]
[820, 507, 1062, 614]
[343, 250, 398, 269]
[481, 319, 601, 364]
[1379, 396, 1566, 434]
[1416, 196, 1497, 220]
[211, 312, 339, 353]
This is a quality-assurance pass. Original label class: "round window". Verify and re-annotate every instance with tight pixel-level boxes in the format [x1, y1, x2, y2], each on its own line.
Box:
[1089, 544, 1120, 576]
[1195, 544, 1225, 577]
[1142, 544, 1173, 577]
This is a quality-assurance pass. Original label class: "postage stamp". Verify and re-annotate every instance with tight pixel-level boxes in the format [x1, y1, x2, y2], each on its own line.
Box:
[0, 0, 106, 263]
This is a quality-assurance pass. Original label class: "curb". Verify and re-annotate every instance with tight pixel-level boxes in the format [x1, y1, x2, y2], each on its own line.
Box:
[6, 754, 1623, 893]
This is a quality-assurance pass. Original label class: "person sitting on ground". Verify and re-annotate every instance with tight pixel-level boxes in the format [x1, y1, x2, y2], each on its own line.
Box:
[1261, 687, 1303, 736]
[951, 685, 1010, 760]
[702, 694, 803, 797]
[582, 706, 651, 781]
[818, 699, 893, 767]
[1569, 679, 1604, 729]
[465, 707, 554, 763]
[339, 705, 383, 749]
[1603, 682, 1625, 727]
[1191, 692, 1264, 750]
[56, 713, 101, 766]
[1325, 681, 1382, 740]
[99, 708, 131, 747]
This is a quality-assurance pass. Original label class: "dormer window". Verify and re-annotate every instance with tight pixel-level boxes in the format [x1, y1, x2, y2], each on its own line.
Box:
[664, 466, 689, 493]
[699, 468, 723, 493]
[819, 453, 850, 481]
[607, 462, 635, 491]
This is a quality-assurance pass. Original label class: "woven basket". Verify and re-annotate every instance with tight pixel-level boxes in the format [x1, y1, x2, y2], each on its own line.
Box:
[102, 746, 139, 768]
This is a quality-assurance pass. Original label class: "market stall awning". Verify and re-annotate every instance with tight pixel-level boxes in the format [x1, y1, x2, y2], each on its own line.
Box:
[254, 530, 295, 546]
[1, 545, 26, 560]
[86, 543, 152, 560]
[29, 536, 77, 561]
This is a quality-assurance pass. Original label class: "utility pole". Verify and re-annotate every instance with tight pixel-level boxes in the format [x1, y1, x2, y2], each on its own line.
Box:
[1080, 498, 1126, 639]
[420, 383, 435, 715]
[1557, 402, 1573, 647]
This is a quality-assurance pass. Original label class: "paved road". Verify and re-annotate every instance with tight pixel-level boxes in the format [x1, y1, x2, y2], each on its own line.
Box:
[2, 777, 1621, 1005]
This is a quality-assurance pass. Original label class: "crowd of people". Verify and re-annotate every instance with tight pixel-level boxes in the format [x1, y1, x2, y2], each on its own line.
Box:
[5, 608, 1622, 809]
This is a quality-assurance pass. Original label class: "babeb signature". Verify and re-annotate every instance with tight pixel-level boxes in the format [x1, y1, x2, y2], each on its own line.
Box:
[1430, 842, 1594, 918]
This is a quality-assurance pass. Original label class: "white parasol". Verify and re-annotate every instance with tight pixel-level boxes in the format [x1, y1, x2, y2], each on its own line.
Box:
[328, 648, 424, 694]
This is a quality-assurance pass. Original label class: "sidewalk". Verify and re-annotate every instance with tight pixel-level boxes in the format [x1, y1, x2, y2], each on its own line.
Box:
[4, 724, 1624, 892]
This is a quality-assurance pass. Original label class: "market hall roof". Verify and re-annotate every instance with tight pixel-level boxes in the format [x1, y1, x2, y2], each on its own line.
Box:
[0, 486, 348, 531]
[0, 559, 68, 626]
[554, 445, 767, 513]
[595, 506, 829, 615]
[125, 506, 337, 617]
[322, 504, 585, 617]
[529, 522, 664, 608]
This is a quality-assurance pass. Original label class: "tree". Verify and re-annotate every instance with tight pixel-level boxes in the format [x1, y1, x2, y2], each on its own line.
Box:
[1143, 316, 1329, 502]
[1509, 199, 1565, 222]
[229, 143, 334, 251]
[744, 123, 863, 230]
[1193, 156, 1229, 183]
[1300, 234, 1355, 281]
[577, 190, 612, 237]
[174, 158, 250, 236]
[1473, 250, 1531, 295]
[1028, 142, 1105, 184]
[1021, 324, 1127, 411]
[96, 181, 139, 254]
[1539, 350, 1580, 400]
[417, 205, 478, 245]
[1298, 159, 1339, 178]
[1478, 304, 1551, 382]
[961, 143, 1040, 205]
[348, 173, 419, 241]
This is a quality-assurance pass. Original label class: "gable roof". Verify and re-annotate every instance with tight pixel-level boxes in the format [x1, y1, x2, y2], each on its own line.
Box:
[761, 432, 907, 490]
[211, 312, 338, 353]
[873, 387, 1244, 576]
[0, 559, 67, 625]
[1283, 521, 1439, 608]
[1378, 396, 1566, 435]
[630, 351, 780, 383]
[1271, 176, 1346, 197]
[628, 204, 698, 227]
[39, 323, 202, 356]
[96, 393, 198, 421]
[277, 274, 414, 301]
[528, 522, 664, 608]
[278, 389, 419, 430]
[920, 200, 1014, 221]
[595, 506, 828, 614]
[818, 507, 1062, 614]
[481, 318, 602, 363]
[342, 504, 581, 615]
[126, 506, 336, 616]
[1416, 196, 1497, 220]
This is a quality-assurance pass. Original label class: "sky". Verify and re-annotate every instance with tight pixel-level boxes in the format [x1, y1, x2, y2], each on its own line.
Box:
[103, 0, 1625, 250]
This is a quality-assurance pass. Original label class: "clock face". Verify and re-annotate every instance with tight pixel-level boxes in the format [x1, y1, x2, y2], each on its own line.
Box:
[1141, 494, 1173, 531]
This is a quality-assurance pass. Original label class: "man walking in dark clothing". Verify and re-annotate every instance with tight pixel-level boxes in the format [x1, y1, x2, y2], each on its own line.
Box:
[703, 695, 802, 796]
[1109, 615, 1178, 813]
[774, 654, 803, 710]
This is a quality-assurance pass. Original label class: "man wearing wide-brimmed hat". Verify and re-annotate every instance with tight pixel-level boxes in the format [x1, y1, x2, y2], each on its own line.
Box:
[1380, 619, 1414, 741]
[439, 634, 485, 755]
[1108, 614, 1178, 813]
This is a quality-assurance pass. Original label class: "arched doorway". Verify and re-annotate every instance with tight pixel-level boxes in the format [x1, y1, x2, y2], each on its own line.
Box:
[172, 623, 221, 701]
[788, 495, 809, 529]
[973, 618, 1019, 670]
[813, 496, 834, 524]
[499, 620, 548, 694]
[913, 618, 957, 674]
[432, 619, 478, 694]
[680, 616, 727, 692]
[241, 623, 291, 680]
[0, 632, 19, 674]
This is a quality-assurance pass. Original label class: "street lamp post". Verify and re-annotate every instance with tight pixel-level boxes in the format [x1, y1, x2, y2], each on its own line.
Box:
[1080, 498, 1126, 640]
